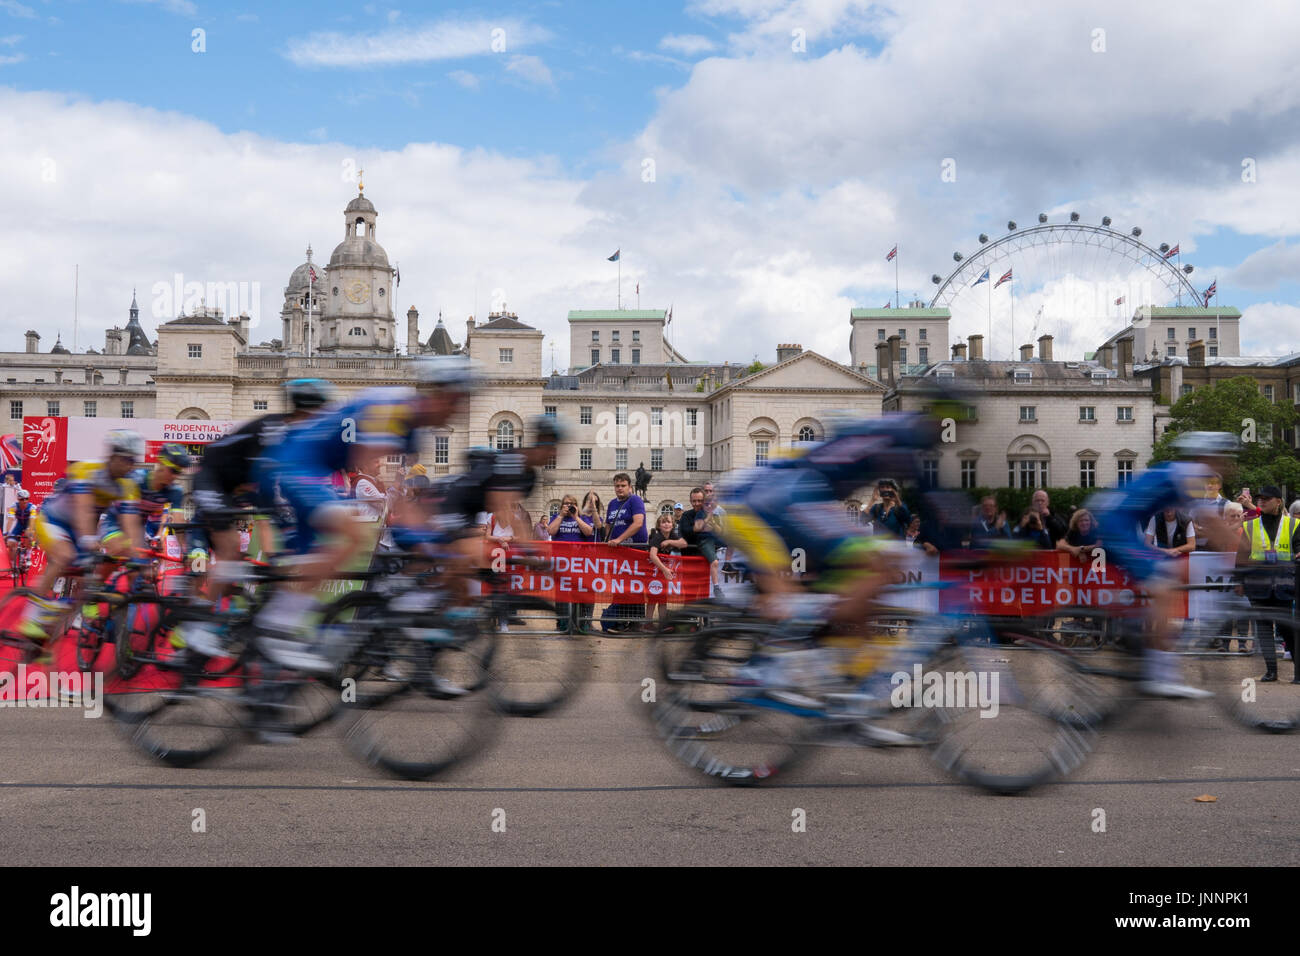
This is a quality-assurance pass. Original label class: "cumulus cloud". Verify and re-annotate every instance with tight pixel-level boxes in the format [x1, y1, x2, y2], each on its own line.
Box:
[0, 1, 35, 19]
[503, 54, 553, 88]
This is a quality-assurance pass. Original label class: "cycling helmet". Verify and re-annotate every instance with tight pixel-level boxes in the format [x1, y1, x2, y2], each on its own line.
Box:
[530, 414, 566, 446]
[285, 378, 336, 411]
[16, 488, 29, 500]
[415, 355, 477, 390]
[155, 443, 192, 471]
[1172, 431, 1240, 459]
[404, 474, 433, 492]
[105, 428, 145, 461]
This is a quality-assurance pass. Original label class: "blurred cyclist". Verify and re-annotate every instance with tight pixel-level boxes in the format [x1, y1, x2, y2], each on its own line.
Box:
[5, 488, 36, 569]
[124, 443, 191, 553]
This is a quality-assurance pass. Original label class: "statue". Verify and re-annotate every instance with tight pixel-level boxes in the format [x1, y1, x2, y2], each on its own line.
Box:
[634, 462, 652, 498]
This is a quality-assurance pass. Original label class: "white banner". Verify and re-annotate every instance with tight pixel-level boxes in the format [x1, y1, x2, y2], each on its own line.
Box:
[1187, 551, 1243, 621]
[66, 417, 240, 462]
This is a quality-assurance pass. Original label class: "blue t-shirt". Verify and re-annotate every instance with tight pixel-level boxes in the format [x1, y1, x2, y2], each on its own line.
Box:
[551, 514, 588, 543]
[606, 494, 648, 544]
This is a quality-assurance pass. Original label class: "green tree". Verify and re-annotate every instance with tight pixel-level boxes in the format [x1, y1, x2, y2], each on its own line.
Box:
[1150, 376, 1300, 494]
[745, 359, 764, 375]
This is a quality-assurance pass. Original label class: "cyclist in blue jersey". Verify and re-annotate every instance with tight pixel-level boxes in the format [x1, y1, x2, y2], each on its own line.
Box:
[1086, 431, 1240, 698]
[119, 443, 191, 551]
[253, 356, 475, 673]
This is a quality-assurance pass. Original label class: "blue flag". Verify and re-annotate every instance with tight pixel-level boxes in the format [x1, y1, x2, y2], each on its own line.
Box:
[608, 249, 620, 262]
[971, 268, 990, 287]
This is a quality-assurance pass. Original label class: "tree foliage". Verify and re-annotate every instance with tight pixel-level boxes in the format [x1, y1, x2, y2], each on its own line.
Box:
[1150, 376, 1300, 494]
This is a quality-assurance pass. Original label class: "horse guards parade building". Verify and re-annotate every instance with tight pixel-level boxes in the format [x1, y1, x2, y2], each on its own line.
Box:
[1, 187, 1285, 518]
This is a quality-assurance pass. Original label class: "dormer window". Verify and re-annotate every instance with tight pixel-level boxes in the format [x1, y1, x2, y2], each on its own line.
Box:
[348, 326, 366, 336]
[1013, 368, 1032, 383]
[937, 367, 955, 379]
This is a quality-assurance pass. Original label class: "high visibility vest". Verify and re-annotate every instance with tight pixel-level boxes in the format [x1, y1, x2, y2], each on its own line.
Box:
[1246, 514, 1298, 561]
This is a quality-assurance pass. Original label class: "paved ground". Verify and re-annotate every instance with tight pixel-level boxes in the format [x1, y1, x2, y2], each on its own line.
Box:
[2, 638, 1297, 866]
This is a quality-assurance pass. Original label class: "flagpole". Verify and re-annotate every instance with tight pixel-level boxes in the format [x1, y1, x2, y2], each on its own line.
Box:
[618, 252, 622, 310]
[987, 277, 992, 359]
[1010, 282, 1014, 361]
[894, 244, 899, 310]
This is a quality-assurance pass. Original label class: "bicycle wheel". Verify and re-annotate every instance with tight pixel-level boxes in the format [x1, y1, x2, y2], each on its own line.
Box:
[126, 686, 244, 768]
[484, 594, 589, 717]
[649, 623, 813, 785]
[340, 633, 499, 781]
[1190, 609, 1300, 733]
[323, 590, 411, 708]
[1032, 607, 1139, 726]
[925, 636, 1098, 794]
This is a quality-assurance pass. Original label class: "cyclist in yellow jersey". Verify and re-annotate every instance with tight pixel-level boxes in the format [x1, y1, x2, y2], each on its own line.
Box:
[18, 430, 146, 641]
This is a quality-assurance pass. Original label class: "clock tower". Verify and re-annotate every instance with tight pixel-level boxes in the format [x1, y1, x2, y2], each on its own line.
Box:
[319, 177, 397, 352]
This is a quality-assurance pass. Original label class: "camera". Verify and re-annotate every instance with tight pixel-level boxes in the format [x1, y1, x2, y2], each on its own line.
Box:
[566, 504, 577, 516]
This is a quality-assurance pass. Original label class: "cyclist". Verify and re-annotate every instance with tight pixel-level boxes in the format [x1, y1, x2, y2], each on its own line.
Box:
[123, 443, 191, 554]
[17, 430, 146, 642]
[1087, 431, 1240, 698]
[252, 357, 475, 673]
[4, 488, 37, 571]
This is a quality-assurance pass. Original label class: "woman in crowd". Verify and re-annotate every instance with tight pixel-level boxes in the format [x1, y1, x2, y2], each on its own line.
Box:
[547, 494, 595, 631]
[1059, 508, 1103, 561]
[580, 490, 606, 542]
[647, 510, 688, 628]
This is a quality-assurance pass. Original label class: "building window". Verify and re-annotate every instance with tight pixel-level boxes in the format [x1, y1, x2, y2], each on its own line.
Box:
[1167, 346, 1177, 356]
[1180, 385, 1193, 397]
[685, 453, 698, 471]
[1188, 328, 1196, 341]
[918, 347, 928, 364]
[686, 408, 698, 427]
[651, 448, 663, 470]
[798, 425, 816, 443]
[435, 435, 449, 465]
[591, 330, 599, 342]
[579, 448, 592, 470]
[922, 459, 938, 489]
[580, 406, 592, 425]
[960, 460, 976, 489]
[591, 349, 600, 366]
[1264, 385, 1275, 403]
[754, 440, 769, 466]
[495, 421, 515, 450]
[1117, 406, 1133, 422]
[188, 343, 202, 359]
[8, 400, 21, 420]
[349, 327, 366, 336]
[1209, 328, 1217, 340]
[1208, 346, 1218, 357]
[616, 404, 628, 425]
[919, 328, 927, 341]
[386, 454, 403, 465]
[898, 329, 906, 340]
[1014, 369, 1031, 383]
[899, 348, 908, 364]
[121, 401, 134, 418]
[877, 329, 886, 340]
[1020, 406, 1036, 422]
[1167, 328, 1176, 341]
[1080, 459, 1096, 488]
[1117, 460, 1134, 486]
[611, 348, 620, 363]
[84, 401, 96, 417]
[1079, 406, 1095, 421]
[253, 400, 268, 411]
[46, 401, 60, 417]
[544, 405, 557, 418]
[631, 349, 640, 364]
[546, 451, 556, 470]
[632, 330, 640, 342]
[612, 331, 620, 343]
[499, 348, 513, 363]
[651, 407, 663, 426]
[1011, 459, 1049, 489]
[615, 448, 627, 470]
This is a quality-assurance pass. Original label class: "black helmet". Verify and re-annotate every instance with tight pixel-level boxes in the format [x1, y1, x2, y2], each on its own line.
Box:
[155, 443, 192, 471]
[286, 378, 336, 411]
[530, 414, 566, 446]
[404, 474, 433, 493]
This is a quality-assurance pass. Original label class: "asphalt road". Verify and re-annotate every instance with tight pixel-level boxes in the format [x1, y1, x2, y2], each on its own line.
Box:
[1, 638, 1297, 867]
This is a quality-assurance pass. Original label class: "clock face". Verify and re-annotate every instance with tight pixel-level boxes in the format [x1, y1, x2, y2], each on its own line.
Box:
[345, 279, 370, 304]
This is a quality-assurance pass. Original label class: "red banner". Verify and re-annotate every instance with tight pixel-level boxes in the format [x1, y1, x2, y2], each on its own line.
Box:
[490, 541, 711, 604]
[21, 416, 68, 505]
[940, 550, 1158, 616]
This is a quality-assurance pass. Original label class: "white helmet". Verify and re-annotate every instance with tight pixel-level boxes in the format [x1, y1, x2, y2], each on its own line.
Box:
[16, 488, 29, 500]
[415, 355, 477, 390]
[105, 428, 145, 462]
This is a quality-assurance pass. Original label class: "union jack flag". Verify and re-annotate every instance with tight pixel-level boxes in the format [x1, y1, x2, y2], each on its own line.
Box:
[971, 269, 990, 287]
[1203, 280, 1216, 306]
[886, 245, 897, 261]
[308, 265, 318, 283]
[1163, 244, 1180, 259]
[1115, 295, 1125, 305]
[994, 269, 1013, 289]
[0, 434, 20, 472]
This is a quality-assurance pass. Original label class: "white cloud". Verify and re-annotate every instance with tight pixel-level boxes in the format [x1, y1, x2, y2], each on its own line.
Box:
[284, 18, 550, 68]
[447, 69, 479, 90]
[1224, 241, 1300, 292]
[0, 34, 21, 45]
[0, 52, 23, 65]
[504, 54, 552, 88]
[1240, 303, 1300, 355]
[0, 0, 35, 19]
[120, 0, 199, 16]
[659, 33, 715, 55]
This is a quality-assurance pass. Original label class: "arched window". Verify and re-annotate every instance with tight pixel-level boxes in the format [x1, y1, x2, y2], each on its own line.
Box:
[495, 421, 515, 450]
[349, 326, 365, 336]
[798, 425, 816, 443]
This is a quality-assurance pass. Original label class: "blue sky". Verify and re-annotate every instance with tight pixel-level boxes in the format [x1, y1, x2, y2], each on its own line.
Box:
[2, 0, 1298, 364]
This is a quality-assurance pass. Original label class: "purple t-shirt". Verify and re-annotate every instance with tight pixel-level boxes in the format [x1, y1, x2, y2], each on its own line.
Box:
[550, 513, 588, 543]
[606, 494, 648, 544]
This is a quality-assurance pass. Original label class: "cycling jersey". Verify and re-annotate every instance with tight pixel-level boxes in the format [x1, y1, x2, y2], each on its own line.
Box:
[126, 466, 185, 537]
[199, 412, 293, 495]
[4, 500, 36, 538]
[1088, 460, 1213, 582]
[436, 448, 536, 538]
[40, 461, 140, 527]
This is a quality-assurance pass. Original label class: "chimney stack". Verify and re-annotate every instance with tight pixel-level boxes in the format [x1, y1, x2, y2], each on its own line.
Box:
[1117, 337, 1134, 378]
[967, 334, 984, 361]
[1037, 334, 1053, 361]
[776, 343, 803, 363]
[952, 342, 968, 360]
[875, 340, 891, 385]
[104, 328, 123, 356]
[1187, 339, 1205, 367]
[887, 334, 902, 383]
[407, 306, 420, 356]
[1019, 344, 1034, 361]
[1098, 343, 1115, 369]
[723, 360, 733, 384]
[238, 311, 250, 343]
[25, 330, 39, 354]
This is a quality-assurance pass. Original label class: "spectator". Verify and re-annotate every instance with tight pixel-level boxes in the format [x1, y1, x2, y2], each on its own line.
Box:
[1019, 489, 1066, 546]
[1237, 485, 1298, 682]
[969, 495, 1012, 548]
[1237, 486, 1261, 521]
[351, 453, 388, 520]
[647, 512, 688, 628]
[679, 487, 721, 593]
[672, 502, 684, 538]
[904, 515, 923, 548]
[1144, 506, 1196, 557]
[1223, 501, 1247, 549]
[866, 478, 911, 537]
[549, 494, 597, 631]
[603, 473, 647, 633]
[1289, 500, 1300, 520]
[580, 490, 606, 542]
[1016, 508, 1054, 549]
[1060, 508, 1104, 561]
